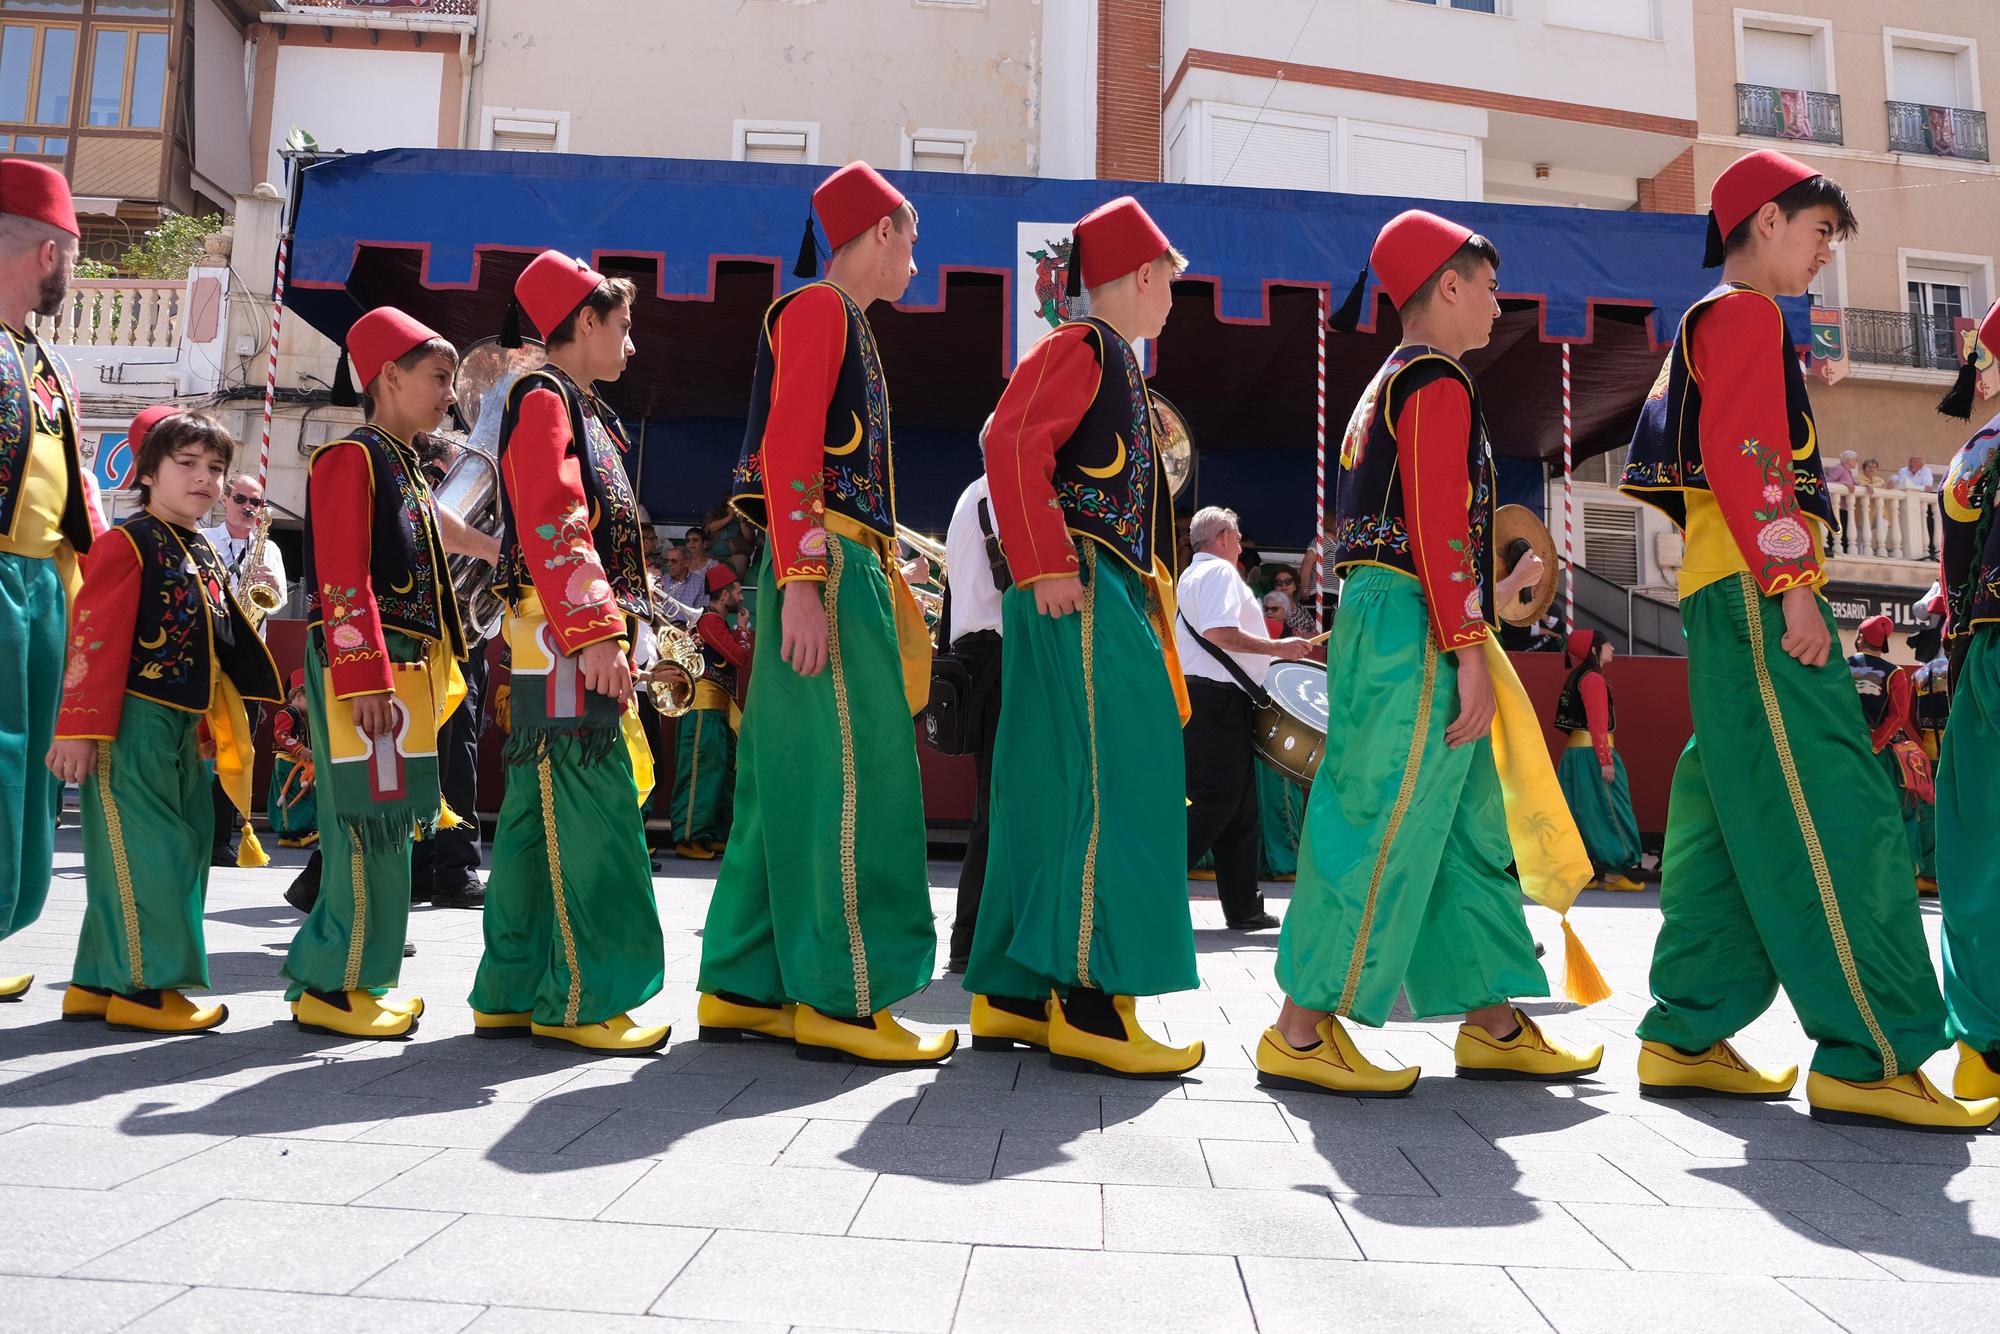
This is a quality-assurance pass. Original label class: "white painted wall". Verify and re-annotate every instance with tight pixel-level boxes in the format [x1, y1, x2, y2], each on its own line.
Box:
[266, 45, 444, 185]
[1038, 0, 1099, 179]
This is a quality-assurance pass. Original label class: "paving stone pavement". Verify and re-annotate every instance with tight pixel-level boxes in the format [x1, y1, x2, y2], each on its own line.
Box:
[0, 830, 1995, 1332]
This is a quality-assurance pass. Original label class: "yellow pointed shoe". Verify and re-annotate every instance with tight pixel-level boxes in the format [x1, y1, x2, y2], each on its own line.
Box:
[1916, 876, 1940, 897]
[531, 1012, 671, 1055]
[1454, 1008, 1602, 1081]
[1638, 1039, 1795, 1100]
[1808, 1069, 2000, 1133]
[1047, 992, 1203, 1079]
[970, 994, 1051, 1052]
[106, 989, 227, 1034]
[293, 989, 415, 1040]
[0, 973, 31, 1001]
[472, 1009, 533, 1039]
[1254, 1016, 1418, 1098]
[61, 984, 113, 1022]
[675, 841, 717, 861]
[696, 992, 796, 1044]
[380, 994, 425, 1020]
[1598, 872, 1646, 892]
[793, 1006, 958, 1066]
[1954, 1042, 2000, 1101]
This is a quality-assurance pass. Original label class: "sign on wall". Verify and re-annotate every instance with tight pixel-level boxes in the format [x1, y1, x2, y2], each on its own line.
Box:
[1012, 221, 1150, 371]
[91, 428, 135, 492]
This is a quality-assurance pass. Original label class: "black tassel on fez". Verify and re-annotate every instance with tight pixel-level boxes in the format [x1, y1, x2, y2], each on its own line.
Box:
[794, 214, 821, 280]
[498, 297, 523, 350]
[329, 348, 358, 408]
[1327, 269, 1369, 334]
[1938, 353, 1981, 420]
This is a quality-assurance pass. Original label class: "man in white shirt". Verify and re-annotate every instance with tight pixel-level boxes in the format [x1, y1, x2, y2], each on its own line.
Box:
[941, 472, 1007, 972]
[200, 471, 288, 865]
[1893, 454, 1938, 492]
[1175, 506, 1312, 930]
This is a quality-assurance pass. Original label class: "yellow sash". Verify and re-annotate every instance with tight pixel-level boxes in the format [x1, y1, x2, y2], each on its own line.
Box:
[504, 591, 653, 805]
[1480, 637, 1611, 1004]
[1144, 555, 1193, 726]
[825, 513, 934, 715]
[205, 676, 269, 868]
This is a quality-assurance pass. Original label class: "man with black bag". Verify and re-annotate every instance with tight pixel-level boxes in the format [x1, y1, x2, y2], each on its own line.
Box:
[1174, 505, 1313, 930]
[938, 469, 1007, 973]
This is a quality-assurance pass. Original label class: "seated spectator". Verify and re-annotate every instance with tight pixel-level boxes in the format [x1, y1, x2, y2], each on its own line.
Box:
[1268, 564, 1318, 636]
[684, 526, 719, 580]
[703, 502, 753, 577]
[659, 540, 707, 625]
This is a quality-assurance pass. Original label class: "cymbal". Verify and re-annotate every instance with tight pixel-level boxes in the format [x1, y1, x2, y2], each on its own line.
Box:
[1492, 504, 1558, 627]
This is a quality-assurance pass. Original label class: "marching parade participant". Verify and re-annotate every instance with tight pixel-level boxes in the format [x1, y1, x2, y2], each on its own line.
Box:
[1934, 295, 2000, 1101]
[699, 162, 950, 1065]
[966, 195, 1205, 1078]
[1553, 630, 1646, 892]
[1910, 602, 1949, 897]
[1619, 149, 1991, 1129]
[471, 251, 669, 1054]
[282, 308, 470, 1039]
[1846, 614, 1927, 886]
[1, 159, 104, 1004]
[199, 468, 286, 865]
[266, 671, 318, 848]
[48, 408, 280, 1032]
[671, 562, 752, 860]
[1257, 210, 1602, 1098]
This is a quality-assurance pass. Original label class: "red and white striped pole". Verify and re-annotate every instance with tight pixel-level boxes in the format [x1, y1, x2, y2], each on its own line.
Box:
[1560, 341, 1576, 631]
[1313, 286, 1328, 627]
[254, 228, 290, 489]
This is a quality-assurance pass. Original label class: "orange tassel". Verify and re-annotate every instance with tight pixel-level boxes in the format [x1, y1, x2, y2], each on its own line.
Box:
[1560, 916, 1613, 1006]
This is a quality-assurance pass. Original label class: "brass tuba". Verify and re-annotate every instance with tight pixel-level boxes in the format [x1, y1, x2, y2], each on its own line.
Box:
[646, 621, 706, 717]
[431, 335, 548, 640]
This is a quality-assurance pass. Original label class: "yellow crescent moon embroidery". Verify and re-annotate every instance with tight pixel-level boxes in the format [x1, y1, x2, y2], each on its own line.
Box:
[391, 573, 416, 593]
[824, 411, 864, 457]
[138, 628, 167, 649]
[1079, 433, 1128, 480]
[1794, 414, 1815, 462]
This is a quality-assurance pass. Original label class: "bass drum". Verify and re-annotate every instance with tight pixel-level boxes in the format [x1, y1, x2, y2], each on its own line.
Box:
[1253, 660, 1330, 789]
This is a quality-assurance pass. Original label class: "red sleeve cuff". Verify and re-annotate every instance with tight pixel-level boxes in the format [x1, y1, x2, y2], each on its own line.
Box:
[55, 529, 142, 739]
[310, 442, 394, 698]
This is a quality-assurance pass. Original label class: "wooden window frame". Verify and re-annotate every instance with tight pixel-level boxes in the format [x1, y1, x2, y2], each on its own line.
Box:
[0, 18, 81, 132]
[84, 21, 169, 131]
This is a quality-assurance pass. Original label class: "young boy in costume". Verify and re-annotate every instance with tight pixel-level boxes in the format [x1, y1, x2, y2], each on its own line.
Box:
[266, 672, 318, 847]
[48, 408, 280, 1032]
[1620, 149, 1992, 1130]
[1553, 630, 1646, 892]
[672, 563, 751, 859]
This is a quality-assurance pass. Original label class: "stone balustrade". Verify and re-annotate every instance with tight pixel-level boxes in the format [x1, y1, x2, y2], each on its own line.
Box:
[1827, 481, 1941, 566]
[27, 280, 183, 350]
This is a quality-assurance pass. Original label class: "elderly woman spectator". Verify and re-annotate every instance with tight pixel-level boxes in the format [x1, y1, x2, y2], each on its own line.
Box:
[1824, 450, 1860, 488]
[1266, 564, 1319, 636]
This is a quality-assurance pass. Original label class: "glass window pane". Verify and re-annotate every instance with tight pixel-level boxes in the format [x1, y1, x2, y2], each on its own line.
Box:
[36, 25, 75, 124]
[14, 134, 38, 153]
[40, 134, 64, 156]
[127, 27, 163, 129]
[0, 26, 30, 122]
[86, 26, 123, 126]
[0, 2, 83, 11]
[0, 134, 11, 151]
[94, 0, 170, 12]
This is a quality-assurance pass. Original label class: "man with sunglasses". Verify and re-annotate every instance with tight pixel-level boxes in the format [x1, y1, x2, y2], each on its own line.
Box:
[201, 472, 289, 865]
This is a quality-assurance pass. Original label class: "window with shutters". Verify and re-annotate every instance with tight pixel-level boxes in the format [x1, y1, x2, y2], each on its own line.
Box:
[902, 128, 974, 174]
[1571, 445, 1630, 488]
[1581, 502, 1642, 587]
[1182, 103, 1475, 197]
[481, 106, 566, 153]
[1887, 34, 1977, 110]
[733, 120, 817, 165]
[1545, 0, 1658, 40]
[1346, 122, 1476, 200]
[1204, 106, 1336, 190]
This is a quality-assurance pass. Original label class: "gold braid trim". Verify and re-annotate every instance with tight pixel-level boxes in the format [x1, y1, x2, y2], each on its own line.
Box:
[1337, 633, 1438, 1017]
[341, 841, 367, 991]
[683, 711, 701, 839]
[826, 539, 871, 1016]
[538, 755, 584, 1026]
[1076, 545, 1102, 989]
[94, 753, 144, 991]
[1737, 573, 1897, 1078]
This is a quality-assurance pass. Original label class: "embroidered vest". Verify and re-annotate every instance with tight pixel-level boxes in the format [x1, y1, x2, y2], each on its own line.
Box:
[115, 514, 280, 712]
[1331, 346, 1495, 624]
[494, 367, 654, 621]
[0, 325, 91, 552]
[1847, 651, 1895, 731]
[732, 282, 897, 540]
[303, 426, 466, 660]
[1914, 655, 1952, 732]
[695, 612, 746, 699]
[1942, 419, 2000, 634]
[1040, 318, 1163, 575]
[1554, 660, 1616, 736]
[1620, 284, 1835, 536]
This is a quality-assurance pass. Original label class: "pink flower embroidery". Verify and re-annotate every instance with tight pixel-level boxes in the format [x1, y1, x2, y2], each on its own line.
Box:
[63, 654, 88, 691]
[564, 565, 612, 609]
[798, 526, 829, 557]
[1757, 517, 1812, 562]
[332, 623, 365, 650]
[1463, 589, 1483, 623]
[1761, 483, 1786, 506]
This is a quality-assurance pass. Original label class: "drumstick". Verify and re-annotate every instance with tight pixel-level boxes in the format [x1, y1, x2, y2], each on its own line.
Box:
[1306, 627, 1334, 647]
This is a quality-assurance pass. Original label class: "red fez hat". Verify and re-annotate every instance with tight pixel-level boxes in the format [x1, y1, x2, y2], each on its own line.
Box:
[347, 307, 443, 391]
[289, 669, 307, 691]
[1939, 298, 2000, 419]
[1705, 149, 1816, 268]
[1565, 628, 1598, 666]
[127, 404, 178, 458]
[0, 158, 79, 236]
[1066, 196, 1171, 297]
[1372, 210, 1475, 310]
[514, 249, 606, 339]
[1856, 614, 1893, 649]
[815, 161, 905, 251]
[705, 564, 739, 595]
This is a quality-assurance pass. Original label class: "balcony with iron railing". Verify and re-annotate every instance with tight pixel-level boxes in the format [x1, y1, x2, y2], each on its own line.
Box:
[1844, 308, 1968, 374]
[1736, 84, 1843, 145]
[1887, 101, 1989, 161]
[268, 0, 479, 21]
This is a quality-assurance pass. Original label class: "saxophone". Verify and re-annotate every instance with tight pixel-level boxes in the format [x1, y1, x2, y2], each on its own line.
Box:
[240, 504, 284, 627]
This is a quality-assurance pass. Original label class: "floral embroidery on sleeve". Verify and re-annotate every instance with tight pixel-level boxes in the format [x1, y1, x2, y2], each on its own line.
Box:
[1739, 437, 1815, 584]
[536, 501, 617, 618]
[320, 582, 383, 664]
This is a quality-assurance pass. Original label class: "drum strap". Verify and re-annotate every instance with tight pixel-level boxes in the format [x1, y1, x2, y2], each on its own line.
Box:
[1179, 611, 1271, 708]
